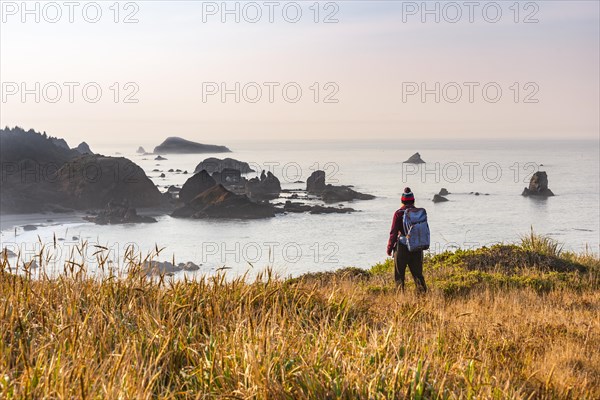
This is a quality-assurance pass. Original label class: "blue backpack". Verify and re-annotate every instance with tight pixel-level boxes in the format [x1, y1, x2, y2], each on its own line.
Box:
[402, 208, 430, 252]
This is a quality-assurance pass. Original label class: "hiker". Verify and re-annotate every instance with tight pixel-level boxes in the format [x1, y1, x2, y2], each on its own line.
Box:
[386, 187, 428, 293]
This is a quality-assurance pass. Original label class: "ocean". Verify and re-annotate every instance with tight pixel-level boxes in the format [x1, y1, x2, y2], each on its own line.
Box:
[1, 139, 598, 278]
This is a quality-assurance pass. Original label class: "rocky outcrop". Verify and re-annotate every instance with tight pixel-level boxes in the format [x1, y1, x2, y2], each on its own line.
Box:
[171, 184, 276, 219]
[154, 137, 231, 154]
[306, 170, 374, 203]
[194, 157, 253, 174]
[283, 201, 355, 214]
[321, 186, 375, 203]
[136, 146, 146, 154]
[306, 170, 326, 194]
[0, 127, 84, 213]
[84, 200, 157, 225]
[56, 155, 163, 209]
[74, 142, 93, 154]
[404, 152, 425, 164]
[155, 155, 167, 161]
[522, 171, 555, 197]
[432, 194, 449, 203]
[439, 188, 450, 196]
[179, 171, 216, 203]
[245, 171, 281, 200]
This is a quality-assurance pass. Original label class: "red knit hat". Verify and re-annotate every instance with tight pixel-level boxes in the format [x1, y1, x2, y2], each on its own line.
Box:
[401, 187, 415, 203]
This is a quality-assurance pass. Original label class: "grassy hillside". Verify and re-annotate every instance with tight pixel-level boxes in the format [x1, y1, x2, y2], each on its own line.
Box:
[1, 235, 598, 399]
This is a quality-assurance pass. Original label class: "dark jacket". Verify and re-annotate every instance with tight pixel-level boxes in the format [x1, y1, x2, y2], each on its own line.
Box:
[387, 204, 415, 255]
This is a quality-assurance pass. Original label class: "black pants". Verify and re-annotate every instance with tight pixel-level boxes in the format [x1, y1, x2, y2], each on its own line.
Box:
[394, 243, 427, 293]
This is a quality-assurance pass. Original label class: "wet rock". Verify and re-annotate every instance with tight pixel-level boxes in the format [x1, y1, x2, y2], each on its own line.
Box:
[439, 188, 450, 196]
[522, 171, 555, 197]
[23, 225, 37, 231]
[160, 173, 166, 178]
[155, 155, 167, 161]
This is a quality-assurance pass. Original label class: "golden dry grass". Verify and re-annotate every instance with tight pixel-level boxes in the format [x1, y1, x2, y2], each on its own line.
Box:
[0, 240, 599, 399]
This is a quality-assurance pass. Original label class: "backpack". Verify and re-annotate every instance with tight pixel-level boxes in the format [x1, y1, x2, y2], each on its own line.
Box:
[402, 208, 430, 252]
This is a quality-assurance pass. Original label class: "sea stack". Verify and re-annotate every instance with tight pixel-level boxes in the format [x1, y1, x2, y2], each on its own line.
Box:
[522, 171, 555, 197]
[404, 152, 425, 164]
[432, 194, 449, 203]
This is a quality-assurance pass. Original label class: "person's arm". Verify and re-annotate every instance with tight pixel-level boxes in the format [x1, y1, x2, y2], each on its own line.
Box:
[387, 210, 401, 256]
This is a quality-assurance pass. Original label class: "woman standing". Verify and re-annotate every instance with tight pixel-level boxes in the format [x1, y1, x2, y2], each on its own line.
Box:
[386, 187, 427, 294]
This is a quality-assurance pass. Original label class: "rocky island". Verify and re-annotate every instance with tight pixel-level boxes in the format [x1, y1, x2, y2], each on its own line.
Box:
[154, 137, 231, 154]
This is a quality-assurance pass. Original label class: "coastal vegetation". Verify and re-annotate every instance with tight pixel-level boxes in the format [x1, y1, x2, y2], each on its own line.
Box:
[1, 234, 598, 399]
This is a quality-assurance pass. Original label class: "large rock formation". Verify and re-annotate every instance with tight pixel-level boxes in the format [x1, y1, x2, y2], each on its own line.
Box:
[306, 170, 375, 203]
[245, 171, 281, 200]
[522, 171, 555, 197]
[306, 170, 326, 194]
[171, 184, 276, 219]
[84, 200, 157, 225]
[1, 128, 163, 213]
[56, 155, 164, 209]
[194, 157, 254, 174]
[178, 170, 217, 203]
[154, 137, 231, 154]
[136, 146, 146, 154]
[1, 127, 80, 213]
[404, 152, 425, 164]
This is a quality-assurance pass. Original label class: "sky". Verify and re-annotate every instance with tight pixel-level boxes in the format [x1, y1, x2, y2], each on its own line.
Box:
[1, 0, 599, 146]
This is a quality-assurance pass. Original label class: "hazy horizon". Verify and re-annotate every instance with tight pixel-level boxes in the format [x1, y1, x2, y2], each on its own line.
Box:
[1, 1, 599, 145]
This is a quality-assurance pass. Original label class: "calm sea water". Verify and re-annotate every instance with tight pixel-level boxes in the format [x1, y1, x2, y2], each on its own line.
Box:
[2, 139, 598, 278]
